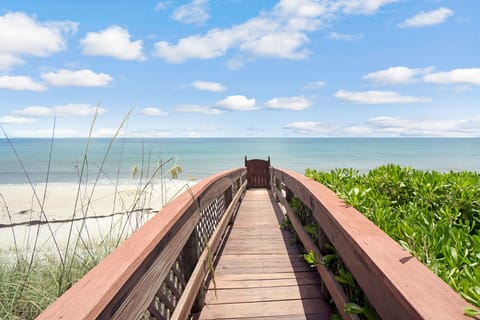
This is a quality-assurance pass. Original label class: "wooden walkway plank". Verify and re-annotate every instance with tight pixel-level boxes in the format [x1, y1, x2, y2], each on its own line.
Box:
[199, 189, 332, 319]
[208, 273, 321, 290]
[205, 285, 324, 304]
[199, 299, 331, 319]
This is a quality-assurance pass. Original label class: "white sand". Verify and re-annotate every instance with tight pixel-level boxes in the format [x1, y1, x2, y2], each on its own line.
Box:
[0, 179, 196, 252]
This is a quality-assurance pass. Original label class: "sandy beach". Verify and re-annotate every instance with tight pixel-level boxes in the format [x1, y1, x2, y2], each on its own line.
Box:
[0, 180, 195, 252]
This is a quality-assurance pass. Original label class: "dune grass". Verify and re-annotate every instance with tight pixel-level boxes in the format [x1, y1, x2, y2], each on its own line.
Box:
[0, 241, 112, 318]
[0, 109, 187, 319]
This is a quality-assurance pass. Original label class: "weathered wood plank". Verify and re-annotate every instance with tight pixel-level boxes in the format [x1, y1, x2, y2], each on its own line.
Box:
[214, 266, 312, 275]
[200, 299, 331, 319]
[211, 271, 318, 282]
[199, 189, 331, 319]
[219, 248, 300, 256]
[209, 273, 320, 289]
[215, 254, 307, 266]
[205, 285, 323, 304]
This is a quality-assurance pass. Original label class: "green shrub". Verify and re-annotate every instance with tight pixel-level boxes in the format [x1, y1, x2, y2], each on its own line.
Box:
[305, 164, 480, 308]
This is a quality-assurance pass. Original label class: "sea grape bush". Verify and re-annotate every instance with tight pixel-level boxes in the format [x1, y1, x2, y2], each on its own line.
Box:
[305, 164, 480, 308]
[287, 197, 379, 319]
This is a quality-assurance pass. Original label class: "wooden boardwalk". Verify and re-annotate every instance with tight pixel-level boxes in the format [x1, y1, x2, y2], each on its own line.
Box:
[37, 165, 474, 320]
[199, 189, 332, 319]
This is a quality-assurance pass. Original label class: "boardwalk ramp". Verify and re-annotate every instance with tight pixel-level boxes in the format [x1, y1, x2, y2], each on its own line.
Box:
[37, 161, 474, 320]
[199, 189, 332, 319]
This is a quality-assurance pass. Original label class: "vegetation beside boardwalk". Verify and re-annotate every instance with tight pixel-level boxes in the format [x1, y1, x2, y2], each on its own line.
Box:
[0, 110, 186, 319]
[0, 242, 112, 319]
[305, 165, 480, 309]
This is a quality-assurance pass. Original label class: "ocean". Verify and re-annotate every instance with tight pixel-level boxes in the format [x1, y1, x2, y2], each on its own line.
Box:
[1, 138, 480, 184]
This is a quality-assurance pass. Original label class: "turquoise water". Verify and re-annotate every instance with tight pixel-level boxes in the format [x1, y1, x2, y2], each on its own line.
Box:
[1, 138, 479, 184]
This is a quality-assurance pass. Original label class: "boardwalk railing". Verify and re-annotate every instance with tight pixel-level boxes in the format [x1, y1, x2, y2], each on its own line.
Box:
[37, 161, 474, 320]
[38, 168, 246, 320]
[271, 167, 473, 320]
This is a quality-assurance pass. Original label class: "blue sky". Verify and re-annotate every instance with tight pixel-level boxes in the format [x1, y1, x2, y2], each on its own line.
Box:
[0, 0, 479, 137]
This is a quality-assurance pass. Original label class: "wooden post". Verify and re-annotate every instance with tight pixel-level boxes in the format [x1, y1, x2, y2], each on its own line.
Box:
[181, 228, 205, 313]
[273, 178, 280, 201]
[224, 186, 233, 209]
[317, 223, 331, 301]
[285, 187, 294, 203]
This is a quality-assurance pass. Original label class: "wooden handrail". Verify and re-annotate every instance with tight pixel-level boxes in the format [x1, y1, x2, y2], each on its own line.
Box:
[271, 167, 473, 320]
[37, 168, 247, 320]
[37, 163, 474, 320]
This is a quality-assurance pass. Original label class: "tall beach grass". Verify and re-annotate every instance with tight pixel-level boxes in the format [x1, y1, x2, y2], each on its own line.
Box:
[0, 109, 188, 319]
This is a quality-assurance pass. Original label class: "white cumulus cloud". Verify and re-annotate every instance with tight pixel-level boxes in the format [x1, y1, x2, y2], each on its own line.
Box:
[0, 116, 36, 124]
[239, 32, 310, 59]
[154, 29, 239, 63]
[217, 95, 256, 111]
[41, 69, 113, 87]
[335, 90, 431, 104]
[399, 7, 454, 28]
[14, 104, 105, 117]
[275, 0, 327, 19]
[175, 105, 223, 115]
[363, 66, 434, 85]
[14, 106, 52, 117]
[332, 0, 400, 15]
[0, 12, 77, 61]
[153, 0, 324, 63]
[423, 68, 480, 85]
[154, 0, 399, 63]
[81, 26, 145, 60]
[0, 54, 24, 71]
[0, 75, 47, 91]
[153, 0, 398, 64]
[265, 96, 311, 110]
[192, 80, 226, 92]
[171, 0, 209, 25]
[140, 107, 167, 116]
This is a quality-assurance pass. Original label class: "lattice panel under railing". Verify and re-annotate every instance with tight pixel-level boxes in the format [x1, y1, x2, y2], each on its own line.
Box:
[144, 191, 228, 320]
[197, 196, 223, 252]
[144, 258, 186, 320]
